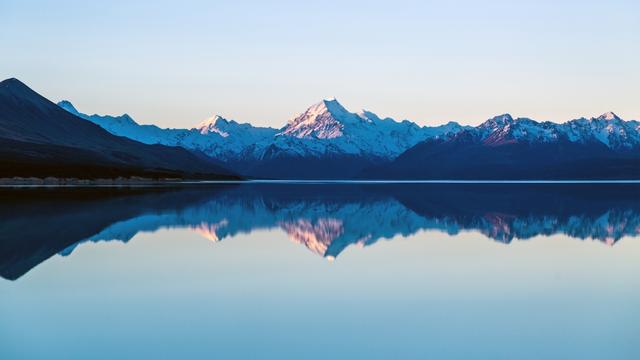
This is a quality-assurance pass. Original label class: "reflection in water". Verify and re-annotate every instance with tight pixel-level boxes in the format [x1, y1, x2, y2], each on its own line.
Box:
[1, 183, 639, 280]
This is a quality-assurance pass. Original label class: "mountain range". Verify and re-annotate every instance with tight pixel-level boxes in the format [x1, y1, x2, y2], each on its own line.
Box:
[363, 113, 640, 179]
[59, 89, 640, 180]
[59, 96, 467, 178]
[0, 78, 236, 180]
[1, 77, 639, 180]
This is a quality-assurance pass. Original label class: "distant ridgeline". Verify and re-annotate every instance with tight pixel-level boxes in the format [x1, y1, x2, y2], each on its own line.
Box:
[1, 77, 639, 179]
[0, 78, 237, 180]
[1, 183, 639, 280]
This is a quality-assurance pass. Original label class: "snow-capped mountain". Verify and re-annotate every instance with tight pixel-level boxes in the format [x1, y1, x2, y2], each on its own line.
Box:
[473, 112, 640, 148]
[196, 115, 277, 150]
[57, 98, 468, 177]
[58, 100, 184, 144]
[281, 98, 350, 139]
[0, 80, 234, 180]
[365, 112, 640, 180]
[270, 98, 466, 158]
[563, 112, 640, 149]
[57, 96, 640, 179]
[59, 98, 465, 161]
[59, 100, 277, 161]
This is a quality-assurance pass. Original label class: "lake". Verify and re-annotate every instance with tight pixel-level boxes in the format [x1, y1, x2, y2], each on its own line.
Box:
[1, 183, 640, 359]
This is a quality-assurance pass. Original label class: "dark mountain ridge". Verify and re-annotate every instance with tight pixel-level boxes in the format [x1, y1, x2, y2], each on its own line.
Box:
[3, 77, 638, 180]
[0, 78, 236, 179]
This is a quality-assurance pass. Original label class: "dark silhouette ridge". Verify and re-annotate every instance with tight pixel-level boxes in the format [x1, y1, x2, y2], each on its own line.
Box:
[0, 78, 237, 180]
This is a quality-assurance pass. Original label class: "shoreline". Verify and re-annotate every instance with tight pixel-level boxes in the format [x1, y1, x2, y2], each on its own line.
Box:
[1, 177, 640, 187]
[0, 176, 185, 186]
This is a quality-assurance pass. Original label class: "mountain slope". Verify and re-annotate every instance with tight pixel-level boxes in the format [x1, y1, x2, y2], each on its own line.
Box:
[362, 113, 640, 179]
[54, 90, 640, 180]
[59, 100, 278, 162]
[59, 98, 466, 178]
[0, 78, 236, 179]
[229, 99, 467, 178]
[271, 98, 465, 159]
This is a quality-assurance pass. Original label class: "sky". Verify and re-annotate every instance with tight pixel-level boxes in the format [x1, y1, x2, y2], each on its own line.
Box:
[1, 0, 639, 128]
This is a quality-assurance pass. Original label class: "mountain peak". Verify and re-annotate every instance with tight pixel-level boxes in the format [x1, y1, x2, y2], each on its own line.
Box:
[480, 113, 514, 129]
[280, 98, 354, 139]
[198, 115, 233, 137]
[0, 77, 22, 86]
[0, 77, 61, 114]
[199, 114, 228, 126]
[0, 77, 28, 90]
[493, 113, 514, 122]
[597, 111, 622, 121]
[305, 98, 349, 118]
[0, 77, 40, 99]
[57, 100, 79, 115]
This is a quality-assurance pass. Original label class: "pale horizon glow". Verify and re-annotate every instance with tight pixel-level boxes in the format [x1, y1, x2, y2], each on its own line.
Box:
[1, 0, 639, 128]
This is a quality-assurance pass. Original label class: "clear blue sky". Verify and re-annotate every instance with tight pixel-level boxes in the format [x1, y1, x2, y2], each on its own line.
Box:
[1, 0, 638, 128]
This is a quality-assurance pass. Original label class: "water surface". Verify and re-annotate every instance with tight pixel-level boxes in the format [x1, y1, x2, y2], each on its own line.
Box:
[1, 183, 639, 359]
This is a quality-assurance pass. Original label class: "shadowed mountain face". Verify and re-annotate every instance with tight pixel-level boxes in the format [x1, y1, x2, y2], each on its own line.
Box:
[58, 97, 466, 179]
[57, 94, 640, 179]
[362, 114, 640, 180]
[0, 78, 235, 179]
[1, 183, 639, 280]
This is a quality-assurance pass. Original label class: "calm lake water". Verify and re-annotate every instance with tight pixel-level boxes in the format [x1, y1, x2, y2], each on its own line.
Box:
[1, 183, 640, 359]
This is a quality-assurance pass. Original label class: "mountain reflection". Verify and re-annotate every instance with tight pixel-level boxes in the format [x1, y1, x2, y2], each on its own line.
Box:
[1, 183, 639, 280]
